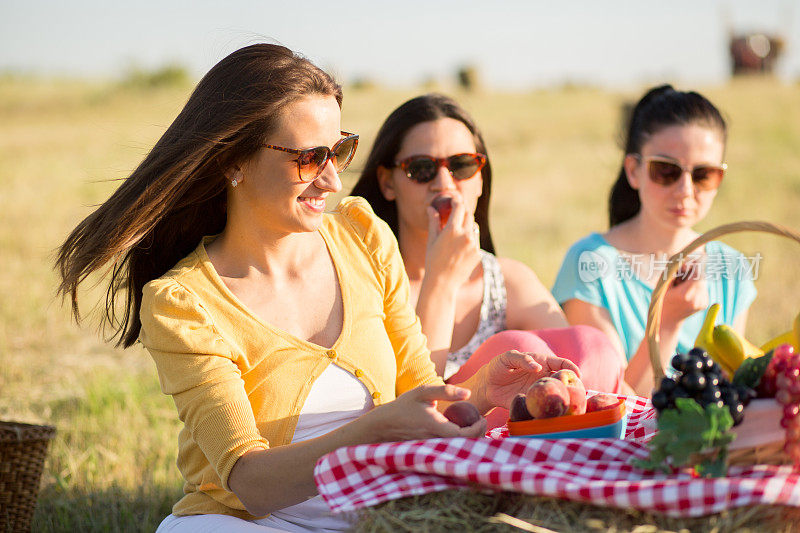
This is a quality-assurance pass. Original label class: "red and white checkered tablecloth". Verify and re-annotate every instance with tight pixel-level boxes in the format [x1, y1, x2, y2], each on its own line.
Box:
[314, 394, 800, 517]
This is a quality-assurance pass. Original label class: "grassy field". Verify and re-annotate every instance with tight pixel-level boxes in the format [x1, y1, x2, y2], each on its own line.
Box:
[1, 75, 799, 531]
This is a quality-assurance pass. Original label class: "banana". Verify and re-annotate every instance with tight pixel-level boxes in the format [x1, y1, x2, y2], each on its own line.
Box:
[693, 304, 766, 376]
[695, 304, 724, 367]
[760, 330, 797, 353]
[712, 324, 764, 375]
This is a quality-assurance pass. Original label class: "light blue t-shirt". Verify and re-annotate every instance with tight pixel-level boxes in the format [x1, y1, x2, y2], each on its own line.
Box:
[551, 233, 758, 361]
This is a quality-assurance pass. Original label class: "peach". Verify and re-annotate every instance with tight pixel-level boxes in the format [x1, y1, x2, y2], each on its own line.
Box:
[525, 377, 569, 419]
[443, 401, 482, 428]
[586, 393, 620, 413]
[552, 369, 587, 415]
[431, 196, 453, 229]
[509, 393, 533, 422]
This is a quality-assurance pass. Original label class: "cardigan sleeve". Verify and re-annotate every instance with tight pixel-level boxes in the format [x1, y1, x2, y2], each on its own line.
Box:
[337, 197, 443, 394]
[140, 278, 269, 491]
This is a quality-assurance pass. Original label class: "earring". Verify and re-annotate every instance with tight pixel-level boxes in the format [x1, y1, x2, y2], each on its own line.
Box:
[231, 178, 238, 188]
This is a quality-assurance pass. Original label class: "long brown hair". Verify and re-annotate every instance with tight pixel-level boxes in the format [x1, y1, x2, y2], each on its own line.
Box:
[350, 93, 495, 253]
[56, 44, 342, 347]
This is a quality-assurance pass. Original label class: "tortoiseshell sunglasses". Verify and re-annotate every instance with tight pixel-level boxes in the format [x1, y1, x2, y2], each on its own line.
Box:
[395, 153, 486, 183]
[264, 131, 359, 182]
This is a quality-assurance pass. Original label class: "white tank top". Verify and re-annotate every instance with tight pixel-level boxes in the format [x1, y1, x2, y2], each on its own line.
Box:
[253, 364, 372, 531]
[444, 250, 507, 380]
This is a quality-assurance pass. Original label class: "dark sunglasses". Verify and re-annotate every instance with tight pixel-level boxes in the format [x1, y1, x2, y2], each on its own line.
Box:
[395, 153, 487, 184]
[634, 154, 726, 191]
[264, 131, 359, 182]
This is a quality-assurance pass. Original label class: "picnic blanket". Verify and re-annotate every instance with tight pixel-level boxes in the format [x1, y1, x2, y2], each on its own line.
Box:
[314, 394, 800, 517]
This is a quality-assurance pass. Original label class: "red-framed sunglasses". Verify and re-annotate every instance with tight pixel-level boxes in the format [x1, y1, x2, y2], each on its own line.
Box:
[264, 131, 359, 182]
[634, 154, 726, 191]
[395, 153, 486, 184]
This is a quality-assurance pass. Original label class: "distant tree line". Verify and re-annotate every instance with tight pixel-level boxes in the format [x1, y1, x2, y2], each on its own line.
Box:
[118, 63, 191, 89]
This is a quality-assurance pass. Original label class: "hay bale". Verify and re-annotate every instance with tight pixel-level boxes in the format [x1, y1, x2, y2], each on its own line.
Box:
[354, 489, 799, 532]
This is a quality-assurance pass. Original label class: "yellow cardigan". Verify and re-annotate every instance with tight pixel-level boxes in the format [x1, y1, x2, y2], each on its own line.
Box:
[139, 197, 442, 519]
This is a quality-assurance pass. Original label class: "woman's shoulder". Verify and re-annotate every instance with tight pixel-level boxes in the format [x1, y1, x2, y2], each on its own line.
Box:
[703, 240, 757, 281]
[560, 232, 617, 263]
[142, 269, 201, 316]
[566, 232, 610, 251]
[325, 196, 397, 260]
[495, 255, 539, 285]
[328, 195, 378, 231]
[141, 240, 209, 304]
[139, 274, 232, 360]
[703, 240, 751, 271]
[705, 240, 747, 257]
[552, 232, 622, 302]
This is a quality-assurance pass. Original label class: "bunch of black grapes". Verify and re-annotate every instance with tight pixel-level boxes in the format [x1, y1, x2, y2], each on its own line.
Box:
[650, 348, 756, 426]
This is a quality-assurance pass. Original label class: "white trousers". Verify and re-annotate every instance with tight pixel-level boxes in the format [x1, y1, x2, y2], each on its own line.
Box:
[156, 512, 352, 533]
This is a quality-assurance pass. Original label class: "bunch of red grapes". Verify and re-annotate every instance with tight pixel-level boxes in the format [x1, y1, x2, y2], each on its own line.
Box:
[763, 344, 800, 462]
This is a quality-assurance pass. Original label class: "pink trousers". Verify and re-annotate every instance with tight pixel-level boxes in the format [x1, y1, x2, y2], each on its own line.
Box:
[446, 325, 625, 429]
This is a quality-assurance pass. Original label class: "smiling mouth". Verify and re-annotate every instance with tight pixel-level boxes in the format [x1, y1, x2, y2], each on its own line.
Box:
[298, 196, 325, 209]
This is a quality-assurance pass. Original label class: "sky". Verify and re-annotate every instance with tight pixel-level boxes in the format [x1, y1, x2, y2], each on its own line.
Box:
[2, 0, 799, 89]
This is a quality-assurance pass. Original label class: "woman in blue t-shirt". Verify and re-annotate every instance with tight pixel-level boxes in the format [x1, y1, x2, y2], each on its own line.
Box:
[552, 85, 757, 396]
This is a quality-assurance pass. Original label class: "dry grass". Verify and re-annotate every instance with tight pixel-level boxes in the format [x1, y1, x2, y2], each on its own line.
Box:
[1, 75, 799, 531]
[355, 490, 800, 532]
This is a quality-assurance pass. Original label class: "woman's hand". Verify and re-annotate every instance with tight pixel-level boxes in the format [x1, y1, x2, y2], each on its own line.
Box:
[424, 194, 481, 290]
[471, 350, 581, 411]
[229, 384, 485, 516]
[660, 265, 708, 330]
[415, 194, 483, 375]
[357, 384, 487, 443]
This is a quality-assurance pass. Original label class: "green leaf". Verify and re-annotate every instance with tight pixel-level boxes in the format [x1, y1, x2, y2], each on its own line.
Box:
[631, 398, 735, 477]
[733, 350, 774, 389]
[706, 403, 734, 434]
[631, 457, 671, 473]
[695, 449, 728, 478]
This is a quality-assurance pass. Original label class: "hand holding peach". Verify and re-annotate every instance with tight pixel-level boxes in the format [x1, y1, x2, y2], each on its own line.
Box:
[358, 384, 486, 442]
[443, 401, 483, 428]
[479, 350, 581, 413]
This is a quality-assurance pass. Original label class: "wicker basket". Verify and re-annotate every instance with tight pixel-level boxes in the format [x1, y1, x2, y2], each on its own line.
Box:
[0, 421, 56, 532]
[644, 220, 800, 467]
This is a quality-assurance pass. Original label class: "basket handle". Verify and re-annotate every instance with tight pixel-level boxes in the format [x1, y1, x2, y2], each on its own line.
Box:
[645, 220, 800, 386]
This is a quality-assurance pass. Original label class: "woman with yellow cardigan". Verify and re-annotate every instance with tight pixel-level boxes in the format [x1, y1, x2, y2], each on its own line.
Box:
[56, 44, 578, 532]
